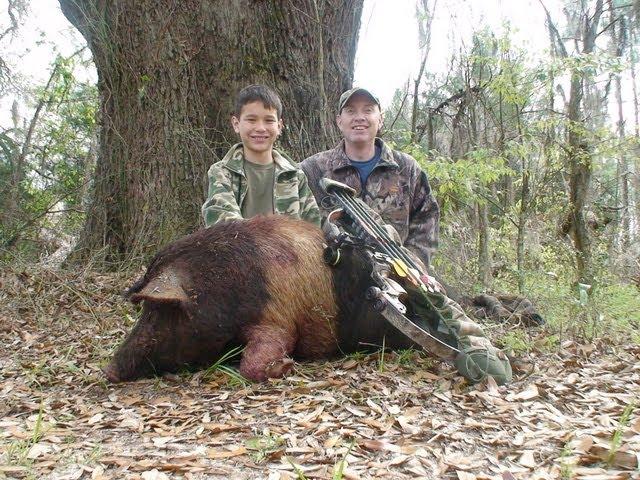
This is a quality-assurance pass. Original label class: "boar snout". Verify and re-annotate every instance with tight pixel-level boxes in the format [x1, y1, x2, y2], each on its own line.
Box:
[102, 363, 121, 383]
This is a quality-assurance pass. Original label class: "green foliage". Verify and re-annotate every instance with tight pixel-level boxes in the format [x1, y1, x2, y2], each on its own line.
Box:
[332, 440, 356, 480]
[245, 433, 285, 463]
[31, 57, 97, 204]
[407, 144, 514, 215]
[285, 458, 309, 480]
[393, 348, 421, 366]
[500, 330, 533, 355]
[0, 52, 97, 257]
[3, 400, 47, 470]
[608, 402, 636, 467]
[501, 266, 640, 344]
[202, 345, 249, 387]
[377, 335, 386, 372]
[381, 11, 640, 346]
[559, 441, 575, 479]
[0, 130, 19, 162]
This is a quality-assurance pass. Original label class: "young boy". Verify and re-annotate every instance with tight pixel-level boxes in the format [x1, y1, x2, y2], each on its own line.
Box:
[202, 85, 321, 227]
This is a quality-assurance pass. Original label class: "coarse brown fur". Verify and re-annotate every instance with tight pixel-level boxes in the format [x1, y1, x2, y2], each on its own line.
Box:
[236, 217, 339, 380]
[105, 215, 341, 383]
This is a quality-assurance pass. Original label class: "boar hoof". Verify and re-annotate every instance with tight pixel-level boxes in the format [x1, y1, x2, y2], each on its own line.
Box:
[264, 358, 295, 379]
[103, 364, 120, 383]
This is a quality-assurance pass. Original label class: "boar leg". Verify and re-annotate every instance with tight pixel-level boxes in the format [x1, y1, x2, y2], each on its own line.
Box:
[240, 324, 297, 382]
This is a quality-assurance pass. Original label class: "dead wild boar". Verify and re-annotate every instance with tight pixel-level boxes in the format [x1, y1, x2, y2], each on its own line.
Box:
[103, 215, 349, 383]
[104, 214, 433, 383]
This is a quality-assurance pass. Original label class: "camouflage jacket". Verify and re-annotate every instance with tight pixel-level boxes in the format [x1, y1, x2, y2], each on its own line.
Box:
[202, 144, 321, 227]
[301, 138, 439, 266]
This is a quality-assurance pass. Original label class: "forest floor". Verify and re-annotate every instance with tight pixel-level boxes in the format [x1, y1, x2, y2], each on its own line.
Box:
[0, 267, 639, 480]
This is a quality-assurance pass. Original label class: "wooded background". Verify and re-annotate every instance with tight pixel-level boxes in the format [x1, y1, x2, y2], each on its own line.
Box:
[1, 0, 639, 342]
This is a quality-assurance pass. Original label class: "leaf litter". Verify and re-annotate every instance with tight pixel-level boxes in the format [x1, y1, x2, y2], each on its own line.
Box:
[0, 266, 639, 479]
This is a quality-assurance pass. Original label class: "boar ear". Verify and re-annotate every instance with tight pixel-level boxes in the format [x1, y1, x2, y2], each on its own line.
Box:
[129, 269, 190, 305]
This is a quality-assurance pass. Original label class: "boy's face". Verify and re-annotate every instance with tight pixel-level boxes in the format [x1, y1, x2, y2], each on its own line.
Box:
[336, 94, 382, 147]
[231, 101, 283, 157]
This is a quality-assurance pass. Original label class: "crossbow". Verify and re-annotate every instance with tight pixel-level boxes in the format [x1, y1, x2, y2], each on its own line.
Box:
[319, 178, 460, 362]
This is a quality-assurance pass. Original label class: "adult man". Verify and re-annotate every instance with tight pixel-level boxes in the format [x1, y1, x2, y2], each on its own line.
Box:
[302, 88, 512, 385]
[301, 87, 439, 267]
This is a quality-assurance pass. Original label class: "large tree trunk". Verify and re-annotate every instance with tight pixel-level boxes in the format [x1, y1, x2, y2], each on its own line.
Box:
[59, 0, 363, 261]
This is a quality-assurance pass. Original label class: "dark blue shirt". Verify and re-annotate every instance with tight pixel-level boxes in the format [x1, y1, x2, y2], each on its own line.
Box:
[349, 145, 381, 188]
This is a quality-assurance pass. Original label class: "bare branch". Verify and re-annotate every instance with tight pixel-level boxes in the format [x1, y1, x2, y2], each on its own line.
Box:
[386, 81, 410, 133]
[539, 0, 569, 58]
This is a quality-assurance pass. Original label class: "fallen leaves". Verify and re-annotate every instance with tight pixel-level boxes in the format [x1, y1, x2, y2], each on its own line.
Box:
[506, 383, 539, 402]
[517, 450, 537, 468]
[1, 267, 639, 479]
[207, 445, 247, 459]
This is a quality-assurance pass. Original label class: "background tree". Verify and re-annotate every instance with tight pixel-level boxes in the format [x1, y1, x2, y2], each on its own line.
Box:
[0, 53, 97, 256]
[0, 0, 27, 92]
[410, 0, 438, 143]
[544, 0, 606, 286]
[58, 0, 363, 261]
[385, 0, 640, 296]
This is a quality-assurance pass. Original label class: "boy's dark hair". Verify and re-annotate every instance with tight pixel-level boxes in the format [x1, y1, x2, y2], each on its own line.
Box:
[234, 84, 283, 118]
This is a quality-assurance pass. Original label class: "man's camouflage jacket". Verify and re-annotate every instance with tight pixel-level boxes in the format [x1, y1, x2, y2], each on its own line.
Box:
[301, 138, 439, 266]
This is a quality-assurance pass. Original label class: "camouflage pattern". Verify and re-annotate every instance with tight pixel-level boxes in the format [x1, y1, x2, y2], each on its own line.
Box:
[202, 144, 321, 227]
[301, 138, 439, 266]
[405, 282, 512, 385]
[305, 137, 510, 383]
[338, 87, 381, 112]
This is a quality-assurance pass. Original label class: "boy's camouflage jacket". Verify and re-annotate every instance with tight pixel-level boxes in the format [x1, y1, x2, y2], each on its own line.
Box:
[202, 144, 321, 227]
[301, 138, 439, 266]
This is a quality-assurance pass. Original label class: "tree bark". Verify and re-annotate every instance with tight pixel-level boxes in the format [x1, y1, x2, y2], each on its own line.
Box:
[516, 168, 529, 294]
[614, 66, 630, 249]
[631, 29, 640, 139]
[477, 201, 491, 288]
[565, 69, 594, 285]
[629, 28, 640, 240]
[410, 0, 437, 144]
[59, 0, 363, 261]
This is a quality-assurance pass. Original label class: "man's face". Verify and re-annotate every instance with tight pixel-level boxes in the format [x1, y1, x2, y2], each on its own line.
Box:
[336, 94, 383, 146]
[231, 101, 283, 157]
